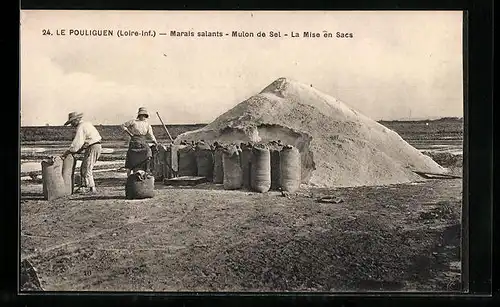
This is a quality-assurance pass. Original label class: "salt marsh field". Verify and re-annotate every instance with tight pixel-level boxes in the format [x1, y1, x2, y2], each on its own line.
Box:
[19, 119, 464, 292]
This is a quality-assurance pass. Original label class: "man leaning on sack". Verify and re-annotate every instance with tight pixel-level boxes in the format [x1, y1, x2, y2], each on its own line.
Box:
[61, 112, 102, 194]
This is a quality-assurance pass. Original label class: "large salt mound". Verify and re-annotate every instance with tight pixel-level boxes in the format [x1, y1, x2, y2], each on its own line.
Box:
[175, 77, 446, 187]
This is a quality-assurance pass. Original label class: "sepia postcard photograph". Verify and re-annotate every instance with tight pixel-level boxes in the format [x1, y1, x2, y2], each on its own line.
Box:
[19, 10, 464, 293]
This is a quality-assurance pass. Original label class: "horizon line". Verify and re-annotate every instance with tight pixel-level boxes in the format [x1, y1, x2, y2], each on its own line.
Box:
[20, 116, 464, 128]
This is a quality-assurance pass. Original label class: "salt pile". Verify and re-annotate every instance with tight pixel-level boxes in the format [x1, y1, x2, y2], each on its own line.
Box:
[175, 77, 446, 187]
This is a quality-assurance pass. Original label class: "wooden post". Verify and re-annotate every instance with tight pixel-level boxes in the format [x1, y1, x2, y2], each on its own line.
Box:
[156, 112, 174, 142]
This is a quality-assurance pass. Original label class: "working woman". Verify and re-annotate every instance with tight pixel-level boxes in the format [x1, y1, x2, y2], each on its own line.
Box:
[122, 107, 159, 176]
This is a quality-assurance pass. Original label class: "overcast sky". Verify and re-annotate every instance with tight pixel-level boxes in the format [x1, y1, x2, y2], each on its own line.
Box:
[20, 10, 463, 126]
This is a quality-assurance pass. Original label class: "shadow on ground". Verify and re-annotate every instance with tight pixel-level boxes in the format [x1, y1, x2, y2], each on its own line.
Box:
[94, 178, 127, 187]
[20, 192, 45, 201]
[73, 195, 126, 201]
[406, 223, 461, 291]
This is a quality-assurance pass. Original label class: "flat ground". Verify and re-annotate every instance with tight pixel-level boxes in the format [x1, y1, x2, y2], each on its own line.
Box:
[20, 168, 462, 292]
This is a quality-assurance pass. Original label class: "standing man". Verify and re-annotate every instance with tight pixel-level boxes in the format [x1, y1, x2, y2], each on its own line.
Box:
[62, 112, 102, 194]
[122, 107, 159, 177]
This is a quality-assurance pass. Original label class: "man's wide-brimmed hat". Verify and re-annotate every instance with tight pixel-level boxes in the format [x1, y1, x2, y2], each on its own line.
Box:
[64, 112, 83, 126]
[137, 107, 149, 118]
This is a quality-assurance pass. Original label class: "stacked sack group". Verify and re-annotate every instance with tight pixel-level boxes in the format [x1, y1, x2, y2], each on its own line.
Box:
[170, 140, 301, 193]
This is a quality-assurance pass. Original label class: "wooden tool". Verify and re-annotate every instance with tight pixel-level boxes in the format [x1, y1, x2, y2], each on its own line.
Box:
[156, 112, 174, 142]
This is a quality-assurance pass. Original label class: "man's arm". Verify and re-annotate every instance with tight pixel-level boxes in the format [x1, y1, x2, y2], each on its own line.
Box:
[63, 124, 85, 156]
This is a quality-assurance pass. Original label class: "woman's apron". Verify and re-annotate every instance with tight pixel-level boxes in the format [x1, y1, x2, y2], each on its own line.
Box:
[125, 135, 152, 171]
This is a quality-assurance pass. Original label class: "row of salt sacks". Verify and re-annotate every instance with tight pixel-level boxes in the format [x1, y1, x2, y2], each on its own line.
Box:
[174, 140, 300, 193]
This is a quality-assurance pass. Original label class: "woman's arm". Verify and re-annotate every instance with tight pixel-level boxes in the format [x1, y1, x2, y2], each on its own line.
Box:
[122, 120, 134, 136]
[146, 124, 158, 145]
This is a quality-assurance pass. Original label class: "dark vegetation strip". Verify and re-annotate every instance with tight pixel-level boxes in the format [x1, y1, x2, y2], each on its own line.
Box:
[20, 119, 463, 143]
[20, 124, 206, 142]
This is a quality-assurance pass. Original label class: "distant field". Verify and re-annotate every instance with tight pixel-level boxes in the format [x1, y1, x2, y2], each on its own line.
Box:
[20, 119, 463, 143]
[380, 118, 463, 141]
[20, 124, 207, 143]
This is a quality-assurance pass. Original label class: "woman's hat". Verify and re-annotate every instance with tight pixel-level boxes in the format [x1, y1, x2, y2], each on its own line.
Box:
[137, 107, 149, 118]
[64, 112, 83, 126]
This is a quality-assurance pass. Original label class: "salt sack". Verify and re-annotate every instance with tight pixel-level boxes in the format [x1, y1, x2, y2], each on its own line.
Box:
[125, 170, 155, 199]
[41, 156, 67, 200]
[152, 144, 167, 180]
[280, 145, 301, 192]
[165, 144, 179, 179]
[240, 145, 253, 189]
[62, 154, 77, 195]
[251, 146, 271, 193]
[222, 146, 243, 190]
[195, 142, 214, 179]
[213, 147, 224, 184]
[269, 148, 282, 191]
[177, 144, 197, 176]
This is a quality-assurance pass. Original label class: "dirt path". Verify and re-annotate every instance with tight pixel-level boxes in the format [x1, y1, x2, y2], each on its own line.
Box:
[20, 171, 462, 292]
